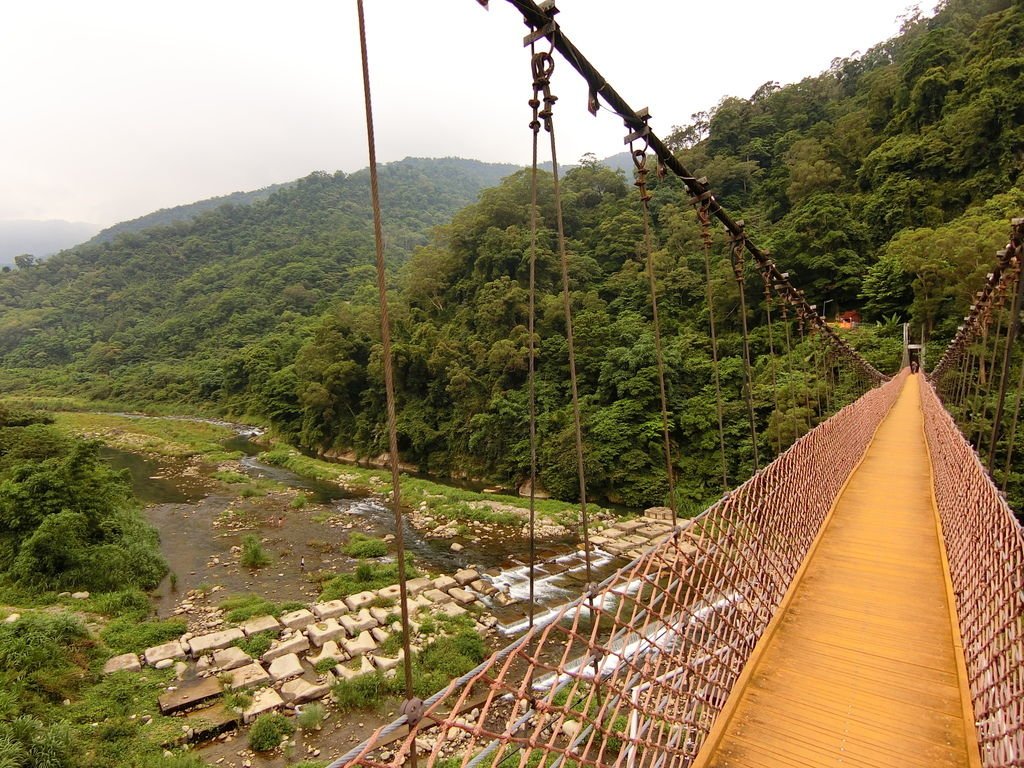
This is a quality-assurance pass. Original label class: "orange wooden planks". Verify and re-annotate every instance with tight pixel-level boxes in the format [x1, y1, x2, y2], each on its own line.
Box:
[693, 377, 980, 768]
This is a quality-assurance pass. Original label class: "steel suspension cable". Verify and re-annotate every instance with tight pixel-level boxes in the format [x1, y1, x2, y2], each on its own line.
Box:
[533, 49, 595, 585]
[525, 41, 545, 630]
[797, 318, 817, 430]
[697, 200, 729, 490]
[1001, 346, 1024, 491]
[760, 270, 782, 455]
[971, 302, 1002, 449]
[730, 228, 759, 471]
[355, 1, 418, 754]
[632, 144, 678, 523]
[988, 261, 1024, 467]
[779, 299, 797, 445]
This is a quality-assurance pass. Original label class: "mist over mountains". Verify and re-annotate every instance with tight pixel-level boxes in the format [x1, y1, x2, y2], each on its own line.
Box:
[0, 219, 98, 265]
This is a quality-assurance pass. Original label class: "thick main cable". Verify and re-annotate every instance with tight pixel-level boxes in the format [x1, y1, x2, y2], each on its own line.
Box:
[356, 5, 418, 762]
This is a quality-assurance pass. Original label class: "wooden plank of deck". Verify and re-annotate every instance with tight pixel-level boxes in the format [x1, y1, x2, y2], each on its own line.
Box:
[693, 376, 980, 768]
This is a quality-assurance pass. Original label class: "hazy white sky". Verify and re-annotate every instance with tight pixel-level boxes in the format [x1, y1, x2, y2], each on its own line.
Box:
[1, 0, 926, 228]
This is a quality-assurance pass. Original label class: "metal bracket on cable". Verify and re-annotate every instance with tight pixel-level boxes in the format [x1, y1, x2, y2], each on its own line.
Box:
[624, 107, 651, 144]
[400, 697, 424, 728]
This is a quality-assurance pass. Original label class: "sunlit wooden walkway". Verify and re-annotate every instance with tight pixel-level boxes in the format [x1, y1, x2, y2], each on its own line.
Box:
[695, 377, 981, 768]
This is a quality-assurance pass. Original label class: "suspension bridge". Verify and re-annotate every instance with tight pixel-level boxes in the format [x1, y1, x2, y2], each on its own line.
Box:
[332, 1, 1024, 766]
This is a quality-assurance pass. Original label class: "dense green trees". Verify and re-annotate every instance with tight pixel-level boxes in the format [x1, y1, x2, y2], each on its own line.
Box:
[0, 408, 166, 591]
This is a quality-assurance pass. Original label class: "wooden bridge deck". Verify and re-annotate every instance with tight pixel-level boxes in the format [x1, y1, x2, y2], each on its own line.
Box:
[694, 377, 980, 768]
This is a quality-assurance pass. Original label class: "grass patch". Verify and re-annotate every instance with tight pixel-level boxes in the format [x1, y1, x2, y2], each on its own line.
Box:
[85, 588, 152, 618]
[0, 612, 89, 677]
[219, 594, 306, 623]
[51, 411, 239, 461]
[212, 470, 250, 484]
[101, 616, 186, 656]
[233, 631, 274, 658]
[319, 560, 419, 601]
[344, 532, 388, 558]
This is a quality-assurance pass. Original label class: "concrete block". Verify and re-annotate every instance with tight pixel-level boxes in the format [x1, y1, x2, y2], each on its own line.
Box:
[144, 641, 185, 666]
[453, 568, 479, 586]
[433, 575, 458, 592]
[376, 584, 402, 602]
[339, 609, 378, 636]
[261, 634, 310, 662]
[307, 641, 342, 667]
[448, 587, 477, 605]
[212, 646, 251, 671]
[102, 653, 141, 675]
[422, 588, 452, 605]
[406, 577, 433, 596]
[280, 608, 316, 630]
[437, 602, 468, 618]
[470, 579, 497, 596]
[267, 653, 304, 682]
[280, 677, 330, 704]
[188, 628, 244, 656]
[241, 615, 281, 636]
[312, 600, 348, 620]
[343, 591, 376, 612]
[226, 662, 271, 691]
[342, 630, 376, 658]
[306, 619, 345, 648]
[369, 606, 391, 624]
[242, 687, 283, 724]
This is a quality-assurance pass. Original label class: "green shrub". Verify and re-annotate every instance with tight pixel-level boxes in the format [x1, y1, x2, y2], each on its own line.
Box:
[240, 535, 271, 569]
[290, 493, 308, 509]
[101, 616, 186, 655]
[314, 657, 338, 674]
[223, 690, 252, 713]
[344, 533, 387, 558]
[90, 588, 151, 618]
[0, 717, 73, 768]
[296, 702, 326, 731]
[248, 712, 294, 752]
[219, 594, 276, 623]
[0, 613, 87, 676]
[332, 672, 393, 712]
[233, 632, 273, 658]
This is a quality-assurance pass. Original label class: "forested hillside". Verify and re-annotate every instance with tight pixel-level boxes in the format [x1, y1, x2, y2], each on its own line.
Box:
[1, 0, 1021, 508]
[0, 157, 516, 398]
[89, 184, 290, 245]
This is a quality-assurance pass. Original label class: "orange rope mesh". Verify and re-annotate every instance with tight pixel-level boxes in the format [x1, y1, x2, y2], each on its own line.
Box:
[919, 375, 1024, 766]
[335, 375, 905, 768]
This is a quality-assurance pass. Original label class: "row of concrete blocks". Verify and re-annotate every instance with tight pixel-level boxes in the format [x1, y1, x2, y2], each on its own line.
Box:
[135, 568, 487, 671]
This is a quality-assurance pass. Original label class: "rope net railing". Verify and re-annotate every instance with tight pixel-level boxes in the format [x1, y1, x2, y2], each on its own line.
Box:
[335, 373, 904, 768]
[919, 375, 1024, 767]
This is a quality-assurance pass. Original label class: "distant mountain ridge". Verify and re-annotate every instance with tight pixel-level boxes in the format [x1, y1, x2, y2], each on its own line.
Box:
[0, 220, 98, 265]
[89, 185, 290, 245]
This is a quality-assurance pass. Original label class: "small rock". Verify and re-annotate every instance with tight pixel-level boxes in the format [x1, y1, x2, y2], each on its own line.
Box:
[154, 659, 174, 670]
[71, 591, 90, 600]
[450, 542, 464, 553]
[561, 719, 581, 738]
[4, 613, 20, 624]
